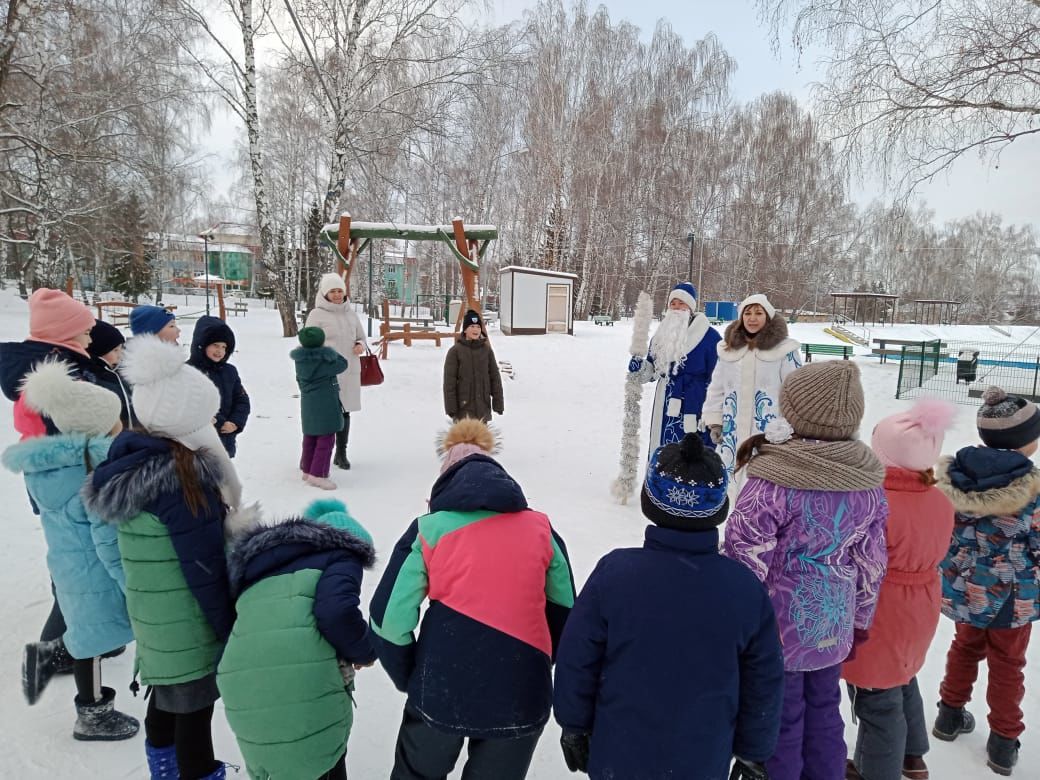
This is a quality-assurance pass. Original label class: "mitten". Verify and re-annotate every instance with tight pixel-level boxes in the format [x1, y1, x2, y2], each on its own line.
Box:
[560, 730, 590, 773]
[710, 424, 723, 444]
[628, 356, 643, 373]
[729, 757, 769, 780]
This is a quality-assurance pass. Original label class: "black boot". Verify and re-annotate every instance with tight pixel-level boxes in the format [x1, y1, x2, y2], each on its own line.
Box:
[100, 645, 126, 660]
[932, 700, 975, 741]
[73, 686, 140, 741]
[987, 733, 1020, 776]
[23, 638, 72, 704]
[333, 412, 351, 470]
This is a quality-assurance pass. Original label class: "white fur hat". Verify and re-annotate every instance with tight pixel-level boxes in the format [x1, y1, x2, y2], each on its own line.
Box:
[318, 273, 346, 300]
[122, 335, 219, 446]
[20, 360, 121, 436]
[739, 293, 776, 320]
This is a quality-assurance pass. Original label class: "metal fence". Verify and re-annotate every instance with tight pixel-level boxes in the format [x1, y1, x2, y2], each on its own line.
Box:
[896, 338, 1040, 404]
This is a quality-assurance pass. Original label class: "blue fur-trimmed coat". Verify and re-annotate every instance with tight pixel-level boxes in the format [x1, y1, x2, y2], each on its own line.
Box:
[2, 433, 133, 659]
[82, 431, 235, 685]
[218, 518, 377, 779]
[633, 314, 722, 454]
[188, 317, 250, 457]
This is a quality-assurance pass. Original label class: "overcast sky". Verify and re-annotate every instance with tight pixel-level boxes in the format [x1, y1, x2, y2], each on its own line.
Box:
[204, 0, 1039, 228]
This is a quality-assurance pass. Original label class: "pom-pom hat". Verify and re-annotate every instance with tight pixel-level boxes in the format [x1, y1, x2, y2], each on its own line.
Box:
[436, 418, 499, 474]
[872, 398, 955, 471]
[667, 282, 698, 313]
[121, 335, 220, 451]
[641, 434, 729, 531]
[303, 498, 372, 546]
[20, 360, 121, 436]
[976, 386, 1040, 450]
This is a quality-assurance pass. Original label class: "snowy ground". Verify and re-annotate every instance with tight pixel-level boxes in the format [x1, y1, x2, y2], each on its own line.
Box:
[2, 289, 1038, 778]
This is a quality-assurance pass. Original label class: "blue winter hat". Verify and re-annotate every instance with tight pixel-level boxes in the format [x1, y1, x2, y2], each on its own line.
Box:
[129, 305, 175, 336]
[668, 282, 698, 313]
[303, 498, 373, 546]
[641, 434, 728, 531]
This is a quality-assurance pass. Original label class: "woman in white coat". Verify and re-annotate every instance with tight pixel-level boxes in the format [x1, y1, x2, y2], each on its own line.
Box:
[703, 294, 801, 493]
[305, 273, 368, 469]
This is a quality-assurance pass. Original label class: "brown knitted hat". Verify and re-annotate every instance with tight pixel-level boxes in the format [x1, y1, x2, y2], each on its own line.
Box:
[780, 361, 865, 441]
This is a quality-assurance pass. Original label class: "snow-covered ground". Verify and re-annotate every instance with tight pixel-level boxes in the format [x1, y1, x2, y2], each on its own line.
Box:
[2, 289, 1038, 778]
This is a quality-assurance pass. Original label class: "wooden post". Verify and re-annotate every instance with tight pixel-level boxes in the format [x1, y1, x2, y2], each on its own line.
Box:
[452, 217, 480, 333]
[379, 322, 390, 359]
[216, 282, 226, 320]
[337, 213, 355, 297]
[403, 322, 412, 347]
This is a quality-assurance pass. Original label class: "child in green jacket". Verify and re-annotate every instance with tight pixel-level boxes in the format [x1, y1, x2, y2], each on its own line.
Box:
[292, 327, 348, 491]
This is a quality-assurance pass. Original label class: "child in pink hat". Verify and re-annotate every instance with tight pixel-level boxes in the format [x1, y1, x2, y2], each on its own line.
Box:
[843, 398, 957, 780]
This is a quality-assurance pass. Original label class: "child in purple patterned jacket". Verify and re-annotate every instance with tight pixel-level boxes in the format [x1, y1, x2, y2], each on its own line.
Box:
[722, 361, 889, 780]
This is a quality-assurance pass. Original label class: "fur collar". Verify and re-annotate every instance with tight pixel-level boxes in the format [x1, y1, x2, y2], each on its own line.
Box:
[82, 436, 230, 524]
[721, 314, 793, 355]
[227, 517, 376, 596]
[3, 433, 113, 475]
[935, 455, 1040, 516]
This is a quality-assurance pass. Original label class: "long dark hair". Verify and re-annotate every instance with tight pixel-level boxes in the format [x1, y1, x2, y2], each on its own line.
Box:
[168, 439, 209, 517]
[734, 433, 769, 473]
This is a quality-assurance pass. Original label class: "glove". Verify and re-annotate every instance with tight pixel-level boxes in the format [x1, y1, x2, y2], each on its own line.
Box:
[709, 424, 723, 444]
[628, 355, 644, 373]
[845, 628, 870, 662]
[560, 730, 590, 773]
[729, 758, 769, 780]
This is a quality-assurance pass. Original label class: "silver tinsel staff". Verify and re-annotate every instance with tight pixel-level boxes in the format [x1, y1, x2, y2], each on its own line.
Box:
[610, 291, 654, 504]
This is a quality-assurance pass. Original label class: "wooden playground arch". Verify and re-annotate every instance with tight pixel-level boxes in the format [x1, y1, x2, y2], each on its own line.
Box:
[319, 213, 497, 359]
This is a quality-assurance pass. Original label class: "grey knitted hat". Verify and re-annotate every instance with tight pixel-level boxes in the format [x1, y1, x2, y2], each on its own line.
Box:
[977, 386, 1040, 450]
[780, 361, 865, 441]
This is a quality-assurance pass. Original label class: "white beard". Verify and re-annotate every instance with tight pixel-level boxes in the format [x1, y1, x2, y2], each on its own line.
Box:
[649, 309, 692, 370]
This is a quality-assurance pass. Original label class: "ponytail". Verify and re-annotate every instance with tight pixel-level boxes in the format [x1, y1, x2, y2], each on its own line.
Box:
[734, 433, 769, 473]
[919, 467, 937, 486]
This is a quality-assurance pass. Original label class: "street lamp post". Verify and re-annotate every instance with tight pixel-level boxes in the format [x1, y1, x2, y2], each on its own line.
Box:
[686, 232, 695, 283]
[199, 232, 213, 316]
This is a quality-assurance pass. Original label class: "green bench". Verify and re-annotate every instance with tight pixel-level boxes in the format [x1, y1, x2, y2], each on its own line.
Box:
[592, 315, 614, 326]
[802, 343, 854, 362]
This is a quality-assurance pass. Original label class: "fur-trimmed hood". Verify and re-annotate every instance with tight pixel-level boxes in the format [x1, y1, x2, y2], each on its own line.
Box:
[81, 430, 231, 524]
[935, 448, 1040, 516]
[227, 517, 376, 597]
[3, 432, 113, 476]
[721, 313, 794, 355]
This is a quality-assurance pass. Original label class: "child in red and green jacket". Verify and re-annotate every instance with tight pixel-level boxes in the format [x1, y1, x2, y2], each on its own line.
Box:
[369, 418, 575, 780]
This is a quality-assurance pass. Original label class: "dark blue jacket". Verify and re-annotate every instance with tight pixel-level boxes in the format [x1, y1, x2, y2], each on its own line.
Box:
[187, 317, 250, 457]
[553, 526, 784, 779]
[91, 358, 136, 428]
[83, 431, 235, 643]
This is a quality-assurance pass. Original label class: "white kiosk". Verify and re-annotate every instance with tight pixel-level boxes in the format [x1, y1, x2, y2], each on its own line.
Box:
[499, 266, 576, 335]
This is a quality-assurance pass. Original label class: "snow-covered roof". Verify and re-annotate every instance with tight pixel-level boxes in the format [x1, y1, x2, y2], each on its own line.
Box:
[499, 265, 578, 280]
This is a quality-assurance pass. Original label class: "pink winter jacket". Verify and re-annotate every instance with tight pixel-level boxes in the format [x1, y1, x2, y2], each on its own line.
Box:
[842, 467, 955, 689]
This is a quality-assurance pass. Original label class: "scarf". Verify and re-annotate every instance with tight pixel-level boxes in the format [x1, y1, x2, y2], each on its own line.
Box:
[746, 438, 886, 492]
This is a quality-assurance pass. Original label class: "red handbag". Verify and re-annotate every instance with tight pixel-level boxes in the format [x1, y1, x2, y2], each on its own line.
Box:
[359, 350, 384, 386]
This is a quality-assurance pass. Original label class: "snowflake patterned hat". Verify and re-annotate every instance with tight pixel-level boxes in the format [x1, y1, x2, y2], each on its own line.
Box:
[641, 433, 729, 531]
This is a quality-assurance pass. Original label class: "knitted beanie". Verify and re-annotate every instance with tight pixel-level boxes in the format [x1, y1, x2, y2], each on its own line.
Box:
[129, 305, 175, 336]
[872, 398, 956, 471]
[462, 309, 482, 329]
[318, 273, 346, 299]
[641, 434, 729, 531]
[28, 289, 95, 347]
[780, 361, 865, 441]
[668, 282, 698, 313]
[20, 360, 121, 436]
[976, 386, 1040, 450]
[87, 319, 125, 359]
[436, 417, 498, 474]
[303, 498, 373, 547]
[739, 293, 776, 320]
[121, 335, 219, 448]
[298, 326, 326, 349]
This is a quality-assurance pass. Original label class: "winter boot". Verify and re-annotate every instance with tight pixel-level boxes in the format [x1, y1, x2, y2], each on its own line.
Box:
[902, 755, 929, 779]
[986, 733, 1020, 776]
[932, 701, 975, 741]
[53, 640, 75, 674]
[73, 686, 140, 741]
[23, 638, 71, 704]
[145, 741, 179, 778]
[306, 474, 337, 490]
[333, 413, 351, 469]
[198, 763, 227, 779]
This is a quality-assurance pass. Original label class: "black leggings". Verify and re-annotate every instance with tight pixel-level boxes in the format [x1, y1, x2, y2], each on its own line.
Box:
[317, 754, 347, 780]
[40, 583, 66, 642]
[72, 657, 101, 702]
[145, 697, 217, 779]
